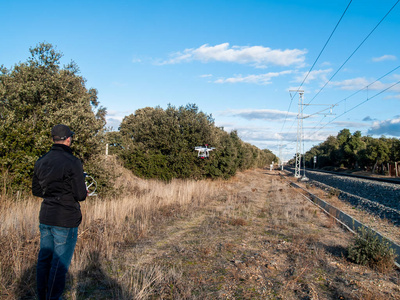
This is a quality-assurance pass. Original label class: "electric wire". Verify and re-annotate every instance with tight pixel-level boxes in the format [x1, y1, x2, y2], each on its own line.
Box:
[296, 0, 400, 157]
[309, 64, 400, 133]
[284, 63, 400, 159]
[306, 0, 400, 106]
[293, 0, 353, 100]
[335, 64, 400, 107]
[278, 0, 353, 161]
[314, 79, 400, 135]
[279, 1, 400, 161]
[279, 0, 353, 135]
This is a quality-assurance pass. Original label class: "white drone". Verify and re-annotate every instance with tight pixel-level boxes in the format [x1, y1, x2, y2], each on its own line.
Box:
[194, 144, 215, 159]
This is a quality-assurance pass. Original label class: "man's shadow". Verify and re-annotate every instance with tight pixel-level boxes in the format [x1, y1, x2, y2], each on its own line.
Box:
[76, 250, 132, 299]
[16, 251, 131, 299]
[16, 264, 74, 300]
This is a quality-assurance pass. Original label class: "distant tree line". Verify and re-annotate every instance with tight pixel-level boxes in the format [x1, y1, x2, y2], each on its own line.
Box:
[107, 104, 277, 181]
[0, 43, 277, 196]
[302, 129, 400, 174]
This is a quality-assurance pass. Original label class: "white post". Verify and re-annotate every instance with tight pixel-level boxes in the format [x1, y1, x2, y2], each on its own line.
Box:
[293, 90, 304, 178]
[105, 144, 109, 156]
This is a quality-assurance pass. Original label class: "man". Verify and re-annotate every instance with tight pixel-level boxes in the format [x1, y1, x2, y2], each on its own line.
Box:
[32, 124, 87, 300]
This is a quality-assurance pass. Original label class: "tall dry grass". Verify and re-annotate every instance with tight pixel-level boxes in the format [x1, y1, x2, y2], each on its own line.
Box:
[0, 171, 220, 299]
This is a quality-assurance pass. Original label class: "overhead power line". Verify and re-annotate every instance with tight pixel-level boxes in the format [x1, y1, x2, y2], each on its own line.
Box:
[278, 0, 400, 160]
[335, 64, 400, 107]
[307, 0, 400, 106]
[314, 80, 400, 135]
[310, 64, 400, 132]
[294, 0, 353, 97]
[279, 0, 353, 134]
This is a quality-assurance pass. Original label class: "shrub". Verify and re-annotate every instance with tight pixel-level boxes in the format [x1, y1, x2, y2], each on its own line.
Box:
[119, 104, 278, 181]
[347, 227, 396, 273]
[0, 43, 106, 194]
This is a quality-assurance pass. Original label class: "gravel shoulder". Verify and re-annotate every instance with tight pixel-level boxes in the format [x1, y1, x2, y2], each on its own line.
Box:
[289, 169, 400, 245]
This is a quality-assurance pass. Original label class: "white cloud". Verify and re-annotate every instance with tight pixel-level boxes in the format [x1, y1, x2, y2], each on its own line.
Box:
[132, 57, 142, 63]
[372, 55, 397, 62]
[214, 121, 333, 157]
[106, 110, 134, 130]
[384, 94, 400, 100]
[229, 125, 330, 156]
[368, 116, 400, 137]
[330, 77, 370, 90]
[222, 108, 297, 121]
[105, 118, 122, 130]
[332, 120, 369, 128]
[199, 74, 213, 78]
[329, 77, 397, 91]
[320, 61, 332, 67]
[214, 70, 292, 85]
[159, 43, 307, 68]
[294, 69, 332, 84]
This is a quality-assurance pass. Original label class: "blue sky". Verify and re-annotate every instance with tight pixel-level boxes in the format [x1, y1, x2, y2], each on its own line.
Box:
[2, 0, 400, 161]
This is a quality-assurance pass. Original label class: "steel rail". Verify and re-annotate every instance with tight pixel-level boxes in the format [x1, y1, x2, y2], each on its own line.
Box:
[285, 166, 400, 185]
[285, 177, 400, 268]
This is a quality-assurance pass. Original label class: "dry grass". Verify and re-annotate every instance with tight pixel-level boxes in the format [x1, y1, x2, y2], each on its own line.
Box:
[0, 164, 220, 299]
[1, 167, 400, 299]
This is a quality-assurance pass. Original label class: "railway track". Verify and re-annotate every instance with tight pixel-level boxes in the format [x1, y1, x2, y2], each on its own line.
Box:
[299, 167, 400, 185]
[280, 168, 400, 267]
[284, 167, 400, 226]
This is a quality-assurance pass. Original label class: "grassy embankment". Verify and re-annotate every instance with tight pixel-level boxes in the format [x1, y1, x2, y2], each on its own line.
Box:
[1, 159, 399, 299]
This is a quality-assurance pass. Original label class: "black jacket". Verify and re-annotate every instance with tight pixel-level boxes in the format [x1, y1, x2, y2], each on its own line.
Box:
[32, 144, 87, 228]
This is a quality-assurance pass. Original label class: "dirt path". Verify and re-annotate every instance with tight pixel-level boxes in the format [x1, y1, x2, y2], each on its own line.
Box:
[111, 169, 400, 299]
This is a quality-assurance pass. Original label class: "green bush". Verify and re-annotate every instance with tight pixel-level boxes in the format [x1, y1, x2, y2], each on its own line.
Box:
[0, 42, 108, 196]
[118, 104, 278, 181]
[348, 227, 396, 273]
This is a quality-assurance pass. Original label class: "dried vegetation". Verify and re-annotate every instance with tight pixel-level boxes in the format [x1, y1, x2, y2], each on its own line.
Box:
[1, 164, 399, 299]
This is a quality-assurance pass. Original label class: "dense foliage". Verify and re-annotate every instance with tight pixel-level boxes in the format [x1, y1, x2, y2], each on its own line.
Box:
[0, 43, 108, 195]
[1, 43, 277, 196]
[113, 104, 277, 181]
[302, 129, 400, 172]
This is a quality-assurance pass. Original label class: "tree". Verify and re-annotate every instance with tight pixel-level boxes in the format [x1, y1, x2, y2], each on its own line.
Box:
[304, 129, 398, 173]
[0, 43, 107, 194]
[119, 104, 217, 180]
[361, 137, 390, 173]
[336, 128, 352, 167]
[118, 104, 275, 180]
[321, 135, 339, 167]
[343, 131, 366, 168]
[390, 138, 400, 162]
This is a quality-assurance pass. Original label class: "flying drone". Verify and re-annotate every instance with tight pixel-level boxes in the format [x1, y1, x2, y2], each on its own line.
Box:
[194, 144, 215, 159]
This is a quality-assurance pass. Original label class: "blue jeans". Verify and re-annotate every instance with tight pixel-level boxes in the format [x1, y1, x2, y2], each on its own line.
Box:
[37, 224, 78, 300]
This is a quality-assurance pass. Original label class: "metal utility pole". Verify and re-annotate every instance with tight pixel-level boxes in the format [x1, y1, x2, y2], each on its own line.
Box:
[289, 90, 336, 180]
[295, 91, 304, 179]
[290, 90, 304, 178]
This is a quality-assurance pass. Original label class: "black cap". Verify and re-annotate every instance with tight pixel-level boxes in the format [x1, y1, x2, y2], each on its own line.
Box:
[51, 124, 74, 141]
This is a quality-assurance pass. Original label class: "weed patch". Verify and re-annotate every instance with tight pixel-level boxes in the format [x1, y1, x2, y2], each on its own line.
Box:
[348, 226, 397, 273]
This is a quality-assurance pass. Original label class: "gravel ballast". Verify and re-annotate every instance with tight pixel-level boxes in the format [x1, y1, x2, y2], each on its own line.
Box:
[291, 169, 400, 226]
